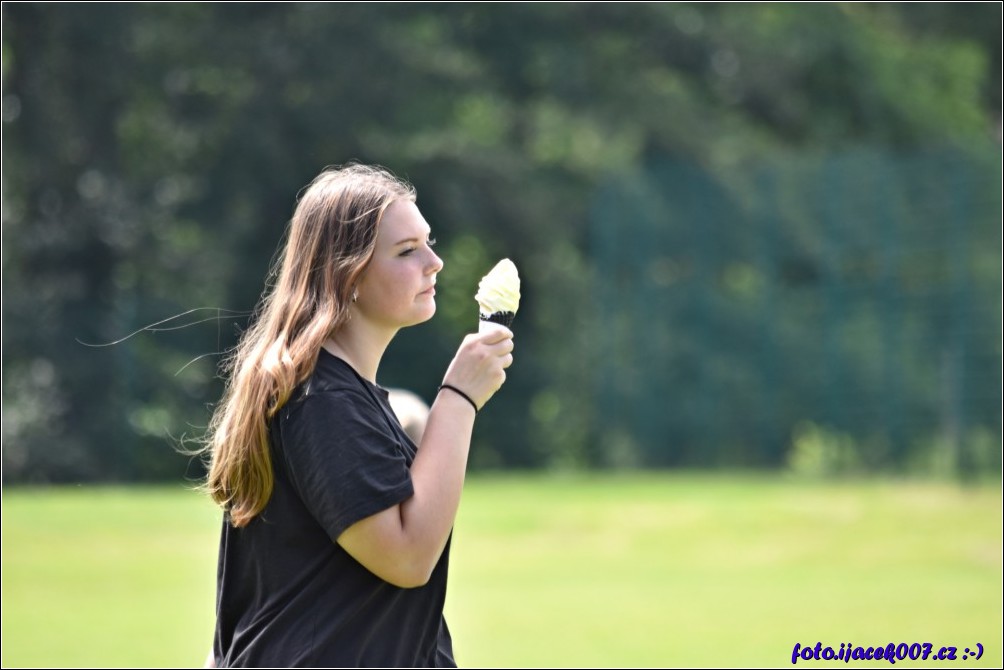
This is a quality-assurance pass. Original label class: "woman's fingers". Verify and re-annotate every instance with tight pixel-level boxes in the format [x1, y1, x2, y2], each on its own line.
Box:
[443, 329, 516, 408]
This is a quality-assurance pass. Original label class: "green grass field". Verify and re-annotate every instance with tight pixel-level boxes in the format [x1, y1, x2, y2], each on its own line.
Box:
[2, 473, 1001, 667]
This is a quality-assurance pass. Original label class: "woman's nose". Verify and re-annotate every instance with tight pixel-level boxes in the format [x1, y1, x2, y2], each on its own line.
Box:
[427, 248, 444, 274]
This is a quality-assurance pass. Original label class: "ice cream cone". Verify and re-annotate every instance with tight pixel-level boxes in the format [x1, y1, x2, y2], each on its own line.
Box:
[479, 311, 515, 333]
[475, 259, 520, 332]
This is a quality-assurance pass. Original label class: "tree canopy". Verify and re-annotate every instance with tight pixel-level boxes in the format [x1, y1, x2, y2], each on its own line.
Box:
[3, 3, 1000, 483]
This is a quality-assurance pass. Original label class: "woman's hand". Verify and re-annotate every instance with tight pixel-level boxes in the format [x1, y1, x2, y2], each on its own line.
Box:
[440, 325, 515, 410]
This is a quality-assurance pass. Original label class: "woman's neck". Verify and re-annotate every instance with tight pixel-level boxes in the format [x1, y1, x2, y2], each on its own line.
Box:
[322, 320, 396, 384]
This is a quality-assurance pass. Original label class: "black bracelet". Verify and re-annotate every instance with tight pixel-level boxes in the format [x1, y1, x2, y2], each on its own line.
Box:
[438, 384, 479, 414]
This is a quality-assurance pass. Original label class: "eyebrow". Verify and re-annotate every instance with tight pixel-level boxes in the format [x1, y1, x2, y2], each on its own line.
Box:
[393, 230, 433, 246]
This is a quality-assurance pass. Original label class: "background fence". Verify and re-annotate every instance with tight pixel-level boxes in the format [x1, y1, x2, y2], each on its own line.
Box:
[592, 147, 1001, 474]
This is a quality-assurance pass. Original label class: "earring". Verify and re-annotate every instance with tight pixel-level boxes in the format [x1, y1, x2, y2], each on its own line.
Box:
[352, 289, 358, 303]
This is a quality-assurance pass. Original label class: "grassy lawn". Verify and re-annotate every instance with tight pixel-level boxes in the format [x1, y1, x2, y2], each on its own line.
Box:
[2, 473, 1001, 667]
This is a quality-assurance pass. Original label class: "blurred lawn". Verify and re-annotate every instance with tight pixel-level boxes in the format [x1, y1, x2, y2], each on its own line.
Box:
[2, 473, 1000, 667]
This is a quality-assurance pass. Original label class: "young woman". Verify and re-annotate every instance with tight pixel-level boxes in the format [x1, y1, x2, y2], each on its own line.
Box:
[203, 164, 514, 667]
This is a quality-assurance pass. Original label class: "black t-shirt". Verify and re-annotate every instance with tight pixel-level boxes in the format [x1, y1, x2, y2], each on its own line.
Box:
[213, 350, 455, 668]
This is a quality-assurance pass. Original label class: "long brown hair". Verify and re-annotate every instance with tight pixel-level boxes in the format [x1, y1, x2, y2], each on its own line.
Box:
[204, 164, 416, 527]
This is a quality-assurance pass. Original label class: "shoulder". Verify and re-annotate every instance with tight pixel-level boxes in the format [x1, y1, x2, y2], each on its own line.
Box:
[305, 349, 363, 395]
[278, 354, 387, 433]
[281, 351, 371, 416]
[274, 385, 391, 469]
[282, 386, 376, 428]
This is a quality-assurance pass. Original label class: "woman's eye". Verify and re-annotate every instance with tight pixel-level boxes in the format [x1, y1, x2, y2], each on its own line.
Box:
[399, 238, 435, 257]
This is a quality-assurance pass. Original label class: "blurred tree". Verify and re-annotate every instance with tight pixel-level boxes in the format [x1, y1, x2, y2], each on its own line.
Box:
[2, 3, 999, 482]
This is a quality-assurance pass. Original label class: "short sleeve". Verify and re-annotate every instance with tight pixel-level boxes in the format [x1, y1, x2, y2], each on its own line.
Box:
[276, 389, 414, 541]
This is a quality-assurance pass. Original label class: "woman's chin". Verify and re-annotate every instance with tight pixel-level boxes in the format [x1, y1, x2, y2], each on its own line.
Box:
[404, 302, 437, 327]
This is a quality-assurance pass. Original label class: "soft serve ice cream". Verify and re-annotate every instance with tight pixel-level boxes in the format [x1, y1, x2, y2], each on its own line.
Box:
[475, 258, 520, 331]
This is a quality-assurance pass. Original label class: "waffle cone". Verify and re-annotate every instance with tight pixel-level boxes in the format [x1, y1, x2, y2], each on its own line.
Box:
[479, 310, 515, 332]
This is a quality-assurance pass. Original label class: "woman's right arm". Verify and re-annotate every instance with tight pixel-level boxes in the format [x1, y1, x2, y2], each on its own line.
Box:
[336, 326, 514, 588]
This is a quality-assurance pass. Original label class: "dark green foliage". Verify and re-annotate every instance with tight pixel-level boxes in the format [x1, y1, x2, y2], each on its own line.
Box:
[2, 4, 999, 482]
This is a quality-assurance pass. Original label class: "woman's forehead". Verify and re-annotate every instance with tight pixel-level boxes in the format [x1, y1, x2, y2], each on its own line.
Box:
[379, 200, 430, 242]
